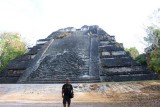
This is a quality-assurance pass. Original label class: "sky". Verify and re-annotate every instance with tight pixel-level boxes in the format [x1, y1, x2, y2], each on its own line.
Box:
[0, 0, 160, 53]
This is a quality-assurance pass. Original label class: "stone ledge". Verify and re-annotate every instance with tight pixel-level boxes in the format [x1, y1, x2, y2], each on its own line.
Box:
[101, 57, 136, 67]
[100, 73, 159, 82]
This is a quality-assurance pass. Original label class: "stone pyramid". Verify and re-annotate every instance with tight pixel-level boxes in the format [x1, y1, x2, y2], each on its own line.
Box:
[0, 25, 159, 83]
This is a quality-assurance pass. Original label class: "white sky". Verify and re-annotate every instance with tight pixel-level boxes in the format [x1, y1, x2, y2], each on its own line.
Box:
[0, 0, 160, 53]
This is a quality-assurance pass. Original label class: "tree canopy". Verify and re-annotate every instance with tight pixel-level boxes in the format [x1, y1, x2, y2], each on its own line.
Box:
[125, 47, 139, 60]
[143, 8, 160, 73]
[148, 47, 160, 73]
[135, 54, 147, 65]
[0, 32, 27, 71]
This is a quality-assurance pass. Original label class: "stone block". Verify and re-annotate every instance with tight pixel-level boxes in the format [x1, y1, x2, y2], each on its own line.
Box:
[112, 51, 126, 55]
[102, 66, 149, 75]
[99, 41, 110, 45]
[101, 57, 137, 67]
[99, 46, 124, 52]
[102, 52, 110, 56]
[0, 77, 19, 83]
[7, 61, 28, 70]
[100, 54, 128, 58]
[100, 73, 159, 82]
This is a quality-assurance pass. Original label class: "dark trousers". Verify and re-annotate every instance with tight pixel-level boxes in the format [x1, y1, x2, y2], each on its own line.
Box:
[63, 96, 71, 105]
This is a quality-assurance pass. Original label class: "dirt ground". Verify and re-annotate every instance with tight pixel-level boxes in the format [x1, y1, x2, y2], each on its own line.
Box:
[0, 80, 160, 107]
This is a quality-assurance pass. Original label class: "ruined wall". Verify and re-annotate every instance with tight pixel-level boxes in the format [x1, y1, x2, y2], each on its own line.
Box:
[0, 25, 158, 83]
[26, 31, 92, 82]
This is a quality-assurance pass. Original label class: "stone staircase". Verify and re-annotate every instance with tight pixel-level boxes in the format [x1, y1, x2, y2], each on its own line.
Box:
[19, 31, 100, 83]
[99, 36, 159, 82]
[27, 75, 100, 83]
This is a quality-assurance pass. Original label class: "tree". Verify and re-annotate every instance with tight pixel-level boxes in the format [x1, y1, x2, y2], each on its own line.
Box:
[0, 32, 27, 71]
[125, 47, 139, 60]
[135, 54, 147, 65]
[144, 8, 160, 49]
[143, 8, 160, 73]
[149, 47, 160, 73]
[149, 8, 160, 28]
[144, 27, 160, 48]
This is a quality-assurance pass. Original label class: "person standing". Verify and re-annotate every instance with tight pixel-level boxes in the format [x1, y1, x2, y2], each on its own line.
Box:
[62, 78, 74, 107]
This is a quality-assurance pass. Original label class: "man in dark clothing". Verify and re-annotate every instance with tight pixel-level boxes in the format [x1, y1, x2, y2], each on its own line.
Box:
[62, 78, 74, 107]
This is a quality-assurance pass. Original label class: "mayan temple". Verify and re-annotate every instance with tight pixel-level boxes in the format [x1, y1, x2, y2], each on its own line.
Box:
[0, 25, 159, 83]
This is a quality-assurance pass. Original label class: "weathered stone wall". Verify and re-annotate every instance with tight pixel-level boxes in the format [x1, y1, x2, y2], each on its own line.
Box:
[0, 25, 159, 83]
[89, 35, 99, 76]
[27, 31, 92, 82]
[98, 31, 159, 82]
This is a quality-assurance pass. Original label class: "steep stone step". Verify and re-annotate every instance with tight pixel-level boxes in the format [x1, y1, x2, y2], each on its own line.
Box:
[101, 57, 137, 67]
[27, 45, 42, 55]
[99, 36, 115, 42]
[100, 73, 159, 82]
[27, 78, 100, 83]
[27, 75, 100, 83]
[100, 51, 126, 57]
[29, 75, 99, 81]
[102, 70, 150, 76]
[100, 54, 129, 58]
[99, 41, 114, 46]
[102, 66, 150, 75]
[7, 60, 28, 70]
[27, 81, 100, 83]
[99, 45, 124, 52]
[0, 76, 19, 83]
